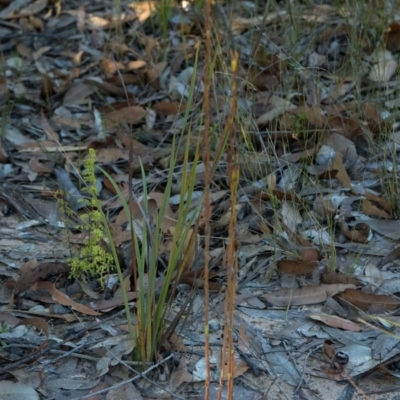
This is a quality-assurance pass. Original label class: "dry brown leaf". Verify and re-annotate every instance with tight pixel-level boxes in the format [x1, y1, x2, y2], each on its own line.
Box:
[323, 132, 358, 164]
[237, 323, 251, 354]
[152, 101, 186, 115]
[331, 153, 352, 189]
[250, 68, 279, 91]
[291, 105, 326, 127]
[314, 195, 336, 218]
[281, 224, 319, 263]
[321, 271, 360, 286]
[101, 58, 124, 75]
[338, 218, 370, 243]
[90, 292, 138, 311]
[364, 263, 383, 289]
[146, 61, 168, 85]
[309, 314, 362, 331]
[52, 114, 81, 130]
[263, 284, 356, 306]
[127, 0, 157, 23]
[237, 222, 264, 244]
[221, 355, 249, 380]
[28, 157, 53, 173]
[13, 261, 70, 296]
[126, 60, 146, 70]
[103, 105, 147, 128]
[62, 82, 95, 106]
[338, 289, 400, 313]
[76, 4, 85, 33]
[362, 199, 391, 219]
[84, 78, 131, 97]
[278, 260, 317, 275]
[167, 357, 193, 391]
[16, 42, 32, 60]
[365, 191, 392, 212]
[385, 22, 400, 52]
[363, 102, 381, 133]
[256, 97, 296, 126]
[18, 0, 47, 16]
[50, 284, 101, 316]
[168, 332, 186, 353]
[378, 247, 400, 268]
[175, 270, 223, 291]
[231, 12, 286, 33]
[328, 78, 355, 103]
[18, 143, 87, 153]
[40, 109, 59, 141]
[0, 312, 20, 327]
[95, 148, 127, 164]
[328, 115, 362, 141]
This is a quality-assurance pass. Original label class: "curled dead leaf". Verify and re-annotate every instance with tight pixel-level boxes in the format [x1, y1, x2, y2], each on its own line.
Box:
[338, 218, 370, 244]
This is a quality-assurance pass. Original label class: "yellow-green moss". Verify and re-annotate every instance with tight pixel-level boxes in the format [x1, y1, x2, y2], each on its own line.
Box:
[69, 148, 114, 282]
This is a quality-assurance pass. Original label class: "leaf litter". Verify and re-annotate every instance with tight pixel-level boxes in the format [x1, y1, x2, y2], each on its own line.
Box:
[1, 0, 400, 399]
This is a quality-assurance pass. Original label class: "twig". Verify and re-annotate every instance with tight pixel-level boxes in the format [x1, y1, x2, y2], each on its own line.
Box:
[69, 353, 175, 400]
[0, 308, 129, 374]
[106, 348, 186, 400]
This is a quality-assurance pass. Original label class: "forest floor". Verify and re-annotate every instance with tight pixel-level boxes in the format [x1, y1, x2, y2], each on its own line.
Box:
[1, 0, 400, 399]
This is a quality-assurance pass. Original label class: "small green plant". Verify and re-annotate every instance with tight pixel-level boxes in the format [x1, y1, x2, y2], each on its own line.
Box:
[158, 0, 172, 47]
[67, 148, 135, 341]
[68, 148, 114, 283]
[0, 323, 8, 346]
[0, 103, 12, 140]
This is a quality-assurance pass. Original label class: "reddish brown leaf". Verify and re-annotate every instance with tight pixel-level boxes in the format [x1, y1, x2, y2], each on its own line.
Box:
[29, 157, 53, 173]
[94, 148, 127, 164]
[50, 284, 101, 316]
[337, 289, 400, 313]
[321, 271, 360, 286]
[338, 218, 370, 243]
[278, 260, 317, 275]
[331, 153, 351, 189]
[152, 101, 186, 115]
[328, 115, 362, 140]
[101, 58, 124, 75]
[362, 199, 391, 219]
[281, 224, 319, 263]
[263, 284, 356, 307]
[13, 261, 70, 296]
[385, 22, 400, 52]
[309, 314, 362, 331]
[221, 356, 249, 380]
[365, 191, 392, 212]
[103, 106, 147, 129]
